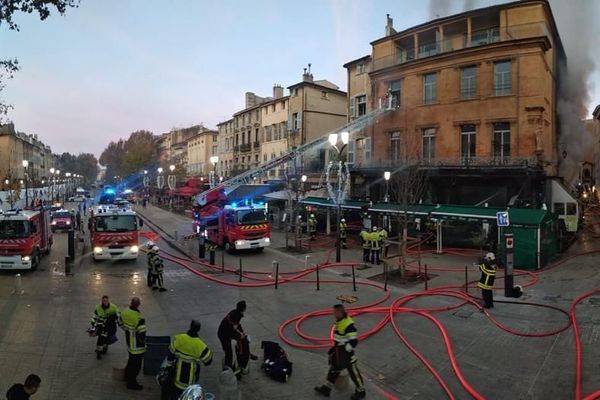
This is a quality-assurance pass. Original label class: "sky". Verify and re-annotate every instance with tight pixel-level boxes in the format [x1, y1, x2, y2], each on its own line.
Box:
[2, 0, 600, 157]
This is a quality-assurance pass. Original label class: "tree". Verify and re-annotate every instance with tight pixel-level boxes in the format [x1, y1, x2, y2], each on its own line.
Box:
[0, 0, 78, 122]
[121, 130, 156, 177]
[76, 153, 98, 184]
[99, 139, 126, 184]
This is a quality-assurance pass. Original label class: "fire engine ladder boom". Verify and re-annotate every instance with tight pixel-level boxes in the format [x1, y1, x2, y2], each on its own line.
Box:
[196, 101, 392, 207]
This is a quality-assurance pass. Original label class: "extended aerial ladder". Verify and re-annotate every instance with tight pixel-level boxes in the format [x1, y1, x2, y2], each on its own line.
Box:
[195, 99, 392, 212]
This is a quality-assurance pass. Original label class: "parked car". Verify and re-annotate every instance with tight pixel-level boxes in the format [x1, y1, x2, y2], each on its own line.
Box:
[68, 195, 86, 202]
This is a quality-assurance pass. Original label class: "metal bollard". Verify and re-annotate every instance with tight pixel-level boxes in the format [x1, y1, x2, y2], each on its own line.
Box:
[384, 262, 388, 292]
[352, 264, 357, 292]
[14, 273, 23, 295]
[305, 255, 310, 270]
[65, 256, 71, 275]
[198, 238, 206, 259]
[424, 263, 429, 290]
[221, 250, 225, 273]
[209, 248, 215, 265]
[273, 261, 279, 289]
[238, 258, 242, 282]
[316, 263, 320, 291]
[464, 265, 468, 293]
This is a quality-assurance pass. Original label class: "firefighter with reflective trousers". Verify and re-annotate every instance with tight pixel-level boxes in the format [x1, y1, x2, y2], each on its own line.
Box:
[369, 226, 381, 265]
[315, 304, 366, 399]
[90, 295, 119, 360]
[146, 241, 159, 287]
[339, 218, 348, 249]
[359, 227, 370, 262]
[160, 320, 213, 400]
[119, 297, 146, 390]
[308, 214, 317, 240]
[478, 252, 497, 309]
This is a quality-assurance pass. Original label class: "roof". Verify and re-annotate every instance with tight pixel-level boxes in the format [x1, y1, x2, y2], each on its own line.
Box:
[343, 55, 372, 68]
[370, 0, 564, 57]
[217, 118, 234, 126]
[300, 196, 369, 210]
[0, 209, 39, 220]
[287, 80, 347, 96]
[259, 95, 290, 108]
[431, 204, 501, 220]
[368, 203, 435, 215]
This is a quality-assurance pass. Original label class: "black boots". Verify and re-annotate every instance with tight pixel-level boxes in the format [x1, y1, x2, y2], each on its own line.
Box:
[314, 385, 332, 397]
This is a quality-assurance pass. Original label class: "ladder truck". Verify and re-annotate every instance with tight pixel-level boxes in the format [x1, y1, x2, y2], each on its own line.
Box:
[193, 102, 391, 250]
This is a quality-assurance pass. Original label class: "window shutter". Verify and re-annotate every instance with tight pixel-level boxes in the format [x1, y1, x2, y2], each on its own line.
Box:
[364, 137, 372, 161]
[298, 111, 302, 130]
[347, 140, 355, 164]
[349, 97, 356, 118]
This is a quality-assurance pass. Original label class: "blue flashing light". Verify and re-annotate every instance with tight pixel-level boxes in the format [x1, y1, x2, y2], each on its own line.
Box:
[231, 202, 237, 208]
[104, 189, 115, 195]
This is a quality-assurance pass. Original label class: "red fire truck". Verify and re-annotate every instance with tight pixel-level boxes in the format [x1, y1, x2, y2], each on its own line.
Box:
[89, 205, 142, 261]
[204, 201, 271, 252]
[0, 208, 53, 270]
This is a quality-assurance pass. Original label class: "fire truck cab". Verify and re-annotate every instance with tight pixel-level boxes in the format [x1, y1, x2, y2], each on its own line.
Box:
[207, 201, 271, 252]
[89, 205, 142, 261]
[0, 208, 53, 270]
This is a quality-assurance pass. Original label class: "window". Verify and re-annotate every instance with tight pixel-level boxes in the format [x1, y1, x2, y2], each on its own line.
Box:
[356, 95, 367, 116]
[293, 88, 299, 96]
[357, 63, 365, 74]
[460, 125, 476, 161]
[265, 107, 268, 114]
[256, 110, 260, 120]
[347, 140, 355, 164]
[423, 73, 437, 104]
[389, 131, 401, 161]
[255, 128, 259, 142]
[422, 128, 436, 161]
[493, 122, 510, 159]
[460, 66, 477, 99]
[292, 112, 301, 130]
[321, 91, 329, 99]
[271, 104, 275, 112]
[494, 61, 511, 96]
[567, 203, 577, 215]
[364, 137, 372, 162]
[389, 80, 401, 107]
[263, 154, 267, 162]
[281, 101, 286, 109]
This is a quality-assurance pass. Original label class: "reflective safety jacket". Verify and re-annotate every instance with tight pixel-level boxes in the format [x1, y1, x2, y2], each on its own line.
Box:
[150, 257, 164, 274]
[308, 217, 317, 233]
[147, 250, 160, 269]
[360, 230, 370, 249]
[378, 229, 388, 247]
[368, 231, 381, 250]
[119, 307, 146, 354]
[169, 333, 213, 390]
[478, 262, 497, 290]
[333, 315, 358, 349]
[339, 222, 348, 238]
[91, 303, 119, 330]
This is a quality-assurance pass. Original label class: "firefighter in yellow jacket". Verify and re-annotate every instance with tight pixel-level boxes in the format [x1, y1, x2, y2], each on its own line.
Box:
[315, 304, 365, 399]
[478, 252, 497, 308]
[119, 297, 146, 391]
[162, 320, 213, 400]
[308, 214, 317, 240]
[339, 219, 348, 248]
[90, 295, 119, 360]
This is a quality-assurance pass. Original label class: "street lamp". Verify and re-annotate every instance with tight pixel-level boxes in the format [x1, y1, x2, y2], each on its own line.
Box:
[65, 172, 72, 202]
[327, 131, 350, 263]
[384, 171, 391, 202]
[4, 178, 13, 209]
[167, 165, 176, 210]
[22, 160, 29, 208]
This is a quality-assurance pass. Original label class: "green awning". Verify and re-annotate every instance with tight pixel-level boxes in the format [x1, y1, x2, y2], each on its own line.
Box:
[300, 196, 370, 210]
[431, 205, 502, 221]
[368, 203, 436, 215]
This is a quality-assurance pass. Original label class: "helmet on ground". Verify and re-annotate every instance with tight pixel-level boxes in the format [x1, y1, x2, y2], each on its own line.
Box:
[152, 245, 160, 252]
[484, 252, 495, 261]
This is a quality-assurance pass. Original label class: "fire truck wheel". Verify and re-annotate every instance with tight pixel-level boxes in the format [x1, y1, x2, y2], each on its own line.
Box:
[224, 242, 234, 253]
[256, 247, 264, 253]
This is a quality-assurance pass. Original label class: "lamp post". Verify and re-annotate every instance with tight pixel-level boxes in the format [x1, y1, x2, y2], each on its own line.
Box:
[168, 165, 176, 210]
[4, 178, 13, 209]
[384, 171, 391, 202]
[49, 168, 55, 203]
[22, 160, 29, 208]
[65, 172, 72, 202]
[56, 170, 61, 203]
[327, 131, 350, 263]
[209, 156, 219, 188]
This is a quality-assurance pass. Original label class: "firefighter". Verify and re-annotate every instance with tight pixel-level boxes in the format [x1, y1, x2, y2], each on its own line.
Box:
[146, 242, 159, 288]
[339, 218, 348, 249]
[378, 226, 388, 259]
[217, 301, 257, 380]
[119, 297, 146, 390]
[369, 226, 381, 265]
[161, 320, 213, 400]
[359, 227, 370, 263]
[479, 253, 497, 308]
[308, 214, 317, 240]
[150, 246, 167, 292]
[90, 295, 119, 360]
[315, 304, 365, 399]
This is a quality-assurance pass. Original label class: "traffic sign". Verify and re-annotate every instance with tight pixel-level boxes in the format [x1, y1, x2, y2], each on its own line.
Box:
[496, 211, 510, 227]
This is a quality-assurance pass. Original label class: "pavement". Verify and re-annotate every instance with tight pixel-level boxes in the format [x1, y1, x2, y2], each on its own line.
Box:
[0, 201, 598, 399]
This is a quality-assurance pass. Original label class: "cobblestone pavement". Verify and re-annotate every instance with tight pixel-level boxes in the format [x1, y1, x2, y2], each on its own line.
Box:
[0, 202, 599, 400]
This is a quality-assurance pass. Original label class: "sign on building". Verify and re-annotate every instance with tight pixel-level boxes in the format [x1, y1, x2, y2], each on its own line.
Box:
[496, 211, 510, 227]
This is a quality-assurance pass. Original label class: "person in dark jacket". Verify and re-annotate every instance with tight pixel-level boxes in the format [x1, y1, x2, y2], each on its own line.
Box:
[217, 301, 257, 379]
[6, 374, 41, 400]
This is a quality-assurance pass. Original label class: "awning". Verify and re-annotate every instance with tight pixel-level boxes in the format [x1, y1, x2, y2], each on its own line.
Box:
[368, 203, 436, 215]
[264, 190, 293, 201]
[300, 196, 370, 210]
[172, 186, 201, 197]
[431, 205, 502, 221]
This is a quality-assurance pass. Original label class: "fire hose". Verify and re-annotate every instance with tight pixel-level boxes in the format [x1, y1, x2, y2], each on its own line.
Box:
[155, 247, 599, 400]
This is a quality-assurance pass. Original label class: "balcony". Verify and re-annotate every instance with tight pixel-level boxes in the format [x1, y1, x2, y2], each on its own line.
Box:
[372, 23, 549, 71]
[253, 141, 261, 149]
[351, 156, 540, 171]
[240, 143, 251, 152]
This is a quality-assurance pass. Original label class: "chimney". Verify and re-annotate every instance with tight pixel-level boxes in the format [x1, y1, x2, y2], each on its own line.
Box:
[273, 84, 284, 99]
[302, 63, 313, 82]
[245, 92, 257, 108]
[385, 14, 396, 36]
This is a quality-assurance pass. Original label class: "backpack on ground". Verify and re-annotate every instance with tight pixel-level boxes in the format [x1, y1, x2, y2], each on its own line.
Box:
[261, 341, 292, 383]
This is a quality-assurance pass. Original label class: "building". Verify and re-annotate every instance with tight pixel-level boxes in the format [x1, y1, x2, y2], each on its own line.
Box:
[260, 85, 289, 180]
[217, 119, 234, 179]
[346, 0, 566, 207]
[231, 92, 266, 176]
[186, 128, 218, 177]
[157, 125, 211, 170]
[0, 123, 55, 186]
[287, 66, 347, 173]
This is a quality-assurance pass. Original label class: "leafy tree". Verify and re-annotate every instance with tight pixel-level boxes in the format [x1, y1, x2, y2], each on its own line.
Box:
[76, 153, 99, 184]
[99, 139, 126, 184]
[121, 130, 156, 176]
[0, 0, 78, 121]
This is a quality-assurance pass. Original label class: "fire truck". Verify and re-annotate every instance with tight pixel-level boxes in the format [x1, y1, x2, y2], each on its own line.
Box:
[89, 204, 142, 261]
[0, 208, 53, 270]
[192, 103, 392, 251]
[203, 200, 271, 252]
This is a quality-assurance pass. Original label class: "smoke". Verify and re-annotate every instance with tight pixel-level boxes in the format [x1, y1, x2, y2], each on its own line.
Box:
[427, 0, 451, 19]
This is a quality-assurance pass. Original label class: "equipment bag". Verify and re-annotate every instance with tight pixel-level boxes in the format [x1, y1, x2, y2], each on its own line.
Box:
[261, 341, 292, 383]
